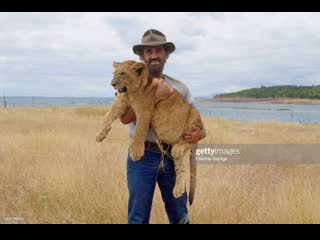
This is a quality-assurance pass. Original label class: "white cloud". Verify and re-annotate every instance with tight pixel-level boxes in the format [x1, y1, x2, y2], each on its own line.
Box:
[0, 12, 320, 97]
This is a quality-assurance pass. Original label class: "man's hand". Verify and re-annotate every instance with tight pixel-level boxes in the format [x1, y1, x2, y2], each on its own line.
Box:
[183, 126, 206, 144]
[155, 78, 174, 103]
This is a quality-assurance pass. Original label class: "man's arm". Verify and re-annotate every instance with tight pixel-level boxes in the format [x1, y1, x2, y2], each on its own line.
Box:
[120, 106, 136, 125]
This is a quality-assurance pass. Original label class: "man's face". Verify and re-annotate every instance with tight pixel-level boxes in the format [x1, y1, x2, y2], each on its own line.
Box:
[142, 45, 168, 76]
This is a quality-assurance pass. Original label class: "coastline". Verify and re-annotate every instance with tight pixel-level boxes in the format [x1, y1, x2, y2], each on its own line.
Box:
[196, 97, 320, 105]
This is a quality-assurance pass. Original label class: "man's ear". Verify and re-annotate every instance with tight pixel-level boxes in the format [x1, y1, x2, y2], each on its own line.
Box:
[132, 62, 145, 76]
[113, 62, 120, 69]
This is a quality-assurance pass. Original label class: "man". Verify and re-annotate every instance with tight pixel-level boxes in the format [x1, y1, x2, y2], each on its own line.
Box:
[121, 29, 206, 224]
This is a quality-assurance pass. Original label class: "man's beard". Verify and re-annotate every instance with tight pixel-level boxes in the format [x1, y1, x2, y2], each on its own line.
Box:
[146, 58, 166, 77]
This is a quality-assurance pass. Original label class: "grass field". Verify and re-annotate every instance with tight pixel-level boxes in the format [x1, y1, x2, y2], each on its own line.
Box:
[0, 107, 320, 224]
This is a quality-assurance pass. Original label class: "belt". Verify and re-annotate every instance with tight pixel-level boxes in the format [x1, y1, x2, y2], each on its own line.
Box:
[145, 141, 172, 153]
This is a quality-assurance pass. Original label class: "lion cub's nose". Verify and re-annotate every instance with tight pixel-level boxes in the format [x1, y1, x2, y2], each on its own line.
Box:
[111, 83, 116, 87]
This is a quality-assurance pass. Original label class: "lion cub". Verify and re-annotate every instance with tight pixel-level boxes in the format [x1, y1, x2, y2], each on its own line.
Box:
[96, 60, 205, 205]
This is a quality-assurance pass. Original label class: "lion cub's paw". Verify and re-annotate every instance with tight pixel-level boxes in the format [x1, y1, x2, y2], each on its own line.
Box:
[152, 77, 160, 86]
[173, 181, 185, 199]
[130, 144, 145, 161]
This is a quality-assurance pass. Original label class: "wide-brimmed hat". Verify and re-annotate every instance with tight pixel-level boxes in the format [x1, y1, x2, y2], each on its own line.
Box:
[133, 29, 176, 56]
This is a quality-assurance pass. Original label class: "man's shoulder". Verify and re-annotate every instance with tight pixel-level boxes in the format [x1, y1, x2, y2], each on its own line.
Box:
[163, 74, 182, 83]
[163, 74, 194, 103]
[163, 74, 189, 90]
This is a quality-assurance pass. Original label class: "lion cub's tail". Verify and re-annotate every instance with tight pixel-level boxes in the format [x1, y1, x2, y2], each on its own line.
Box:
[189, 152, 197, 206]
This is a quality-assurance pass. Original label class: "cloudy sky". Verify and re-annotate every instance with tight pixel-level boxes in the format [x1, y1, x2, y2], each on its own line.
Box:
[1, 12, 320, 98]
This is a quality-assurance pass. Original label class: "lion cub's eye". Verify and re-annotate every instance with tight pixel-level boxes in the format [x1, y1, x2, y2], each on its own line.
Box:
[120, 72, 127, 77]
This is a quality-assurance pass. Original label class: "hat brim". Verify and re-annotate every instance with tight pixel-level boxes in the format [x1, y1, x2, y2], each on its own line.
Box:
[133, 42, 175, 55]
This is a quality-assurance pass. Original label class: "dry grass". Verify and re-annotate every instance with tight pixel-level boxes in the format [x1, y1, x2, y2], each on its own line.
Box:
[0, 107, 319, 224]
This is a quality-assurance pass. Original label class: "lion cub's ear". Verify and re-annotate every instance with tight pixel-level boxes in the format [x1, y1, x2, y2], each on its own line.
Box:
[132, 62, 145, 76]
[112, 62, 120, 68]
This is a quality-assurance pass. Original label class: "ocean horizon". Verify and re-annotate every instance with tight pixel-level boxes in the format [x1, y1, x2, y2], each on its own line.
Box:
[0, 96, 114, 108]
[1, 96, 320, 124]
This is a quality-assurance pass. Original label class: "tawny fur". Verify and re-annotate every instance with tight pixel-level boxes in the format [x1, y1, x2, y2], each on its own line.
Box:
[96, 60, 205, 205]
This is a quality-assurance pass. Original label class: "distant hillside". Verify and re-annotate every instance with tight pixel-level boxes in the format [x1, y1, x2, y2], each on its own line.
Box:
[216, 85, 320, 99]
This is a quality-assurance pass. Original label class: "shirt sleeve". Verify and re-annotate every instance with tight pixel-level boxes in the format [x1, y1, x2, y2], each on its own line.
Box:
[164, 74, 194, 104]
[184, 84, 194, 104]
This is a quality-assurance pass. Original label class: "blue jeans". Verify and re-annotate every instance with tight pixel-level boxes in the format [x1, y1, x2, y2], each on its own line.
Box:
[127, 148, 190, 224]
